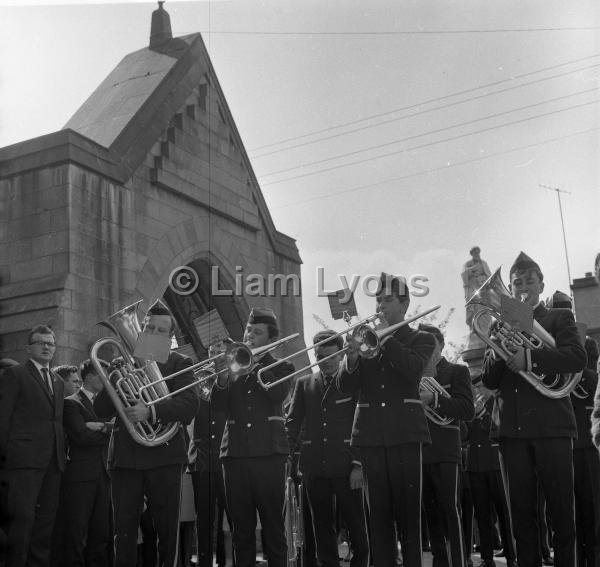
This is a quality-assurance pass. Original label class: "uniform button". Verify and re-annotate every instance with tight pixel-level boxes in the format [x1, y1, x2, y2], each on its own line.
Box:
[514, 389, 518, 393]
[247, 390, 252, 394]
[381, 384, 385, 389]
[517, 426, 522, 431]
[381, 402, 386, 407]
[323, 438, 328, 442]
[323, 422, 327, 427]
[477, 444, 481, 448]
[247, 423, 252, 428]
[211, 420, 215, 425]
[323, 408, 327, 412]
[211, 435, 215, 439]
[247, 407, 252, 411]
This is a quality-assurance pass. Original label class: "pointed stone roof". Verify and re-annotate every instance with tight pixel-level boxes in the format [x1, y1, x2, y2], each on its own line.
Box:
[0, 4, 300, 263]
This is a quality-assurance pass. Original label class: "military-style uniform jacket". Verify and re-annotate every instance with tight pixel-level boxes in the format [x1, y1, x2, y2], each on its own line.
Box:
[188, 397, 227, 473]
[338, 324, 435, 447]
[466, 400, 501, 472]
[571, 366, 598, 449]
[286, 369, 360, 478]
[423, 357, 474, 464]
[94, 351, 198, 470]
[210, 351, 294, 459]
[481, 305, 586, 439]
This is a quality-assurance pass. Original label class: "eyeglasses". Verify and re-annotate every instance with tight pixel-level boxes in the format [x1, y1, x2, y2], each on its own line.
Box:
[30, 341, 56, 348]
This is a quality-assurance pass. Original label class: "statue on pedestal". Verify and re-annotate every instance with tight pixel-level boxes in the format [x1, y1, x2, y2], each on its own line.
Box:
[461, 246, 491, 327]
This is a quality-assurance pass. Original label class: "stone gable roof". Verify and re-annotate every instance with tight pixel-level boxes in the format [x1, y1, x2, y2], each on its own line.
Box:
[0, 32, 300, 264]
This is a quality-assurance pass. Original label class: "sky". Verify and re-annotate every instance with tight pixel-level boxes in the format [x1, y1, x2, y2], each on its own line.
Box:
[1, 0, 599, 355]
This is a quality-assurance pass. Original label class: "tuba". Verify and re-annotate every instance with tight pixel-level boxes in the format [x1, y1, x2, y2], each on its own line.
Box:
[467, 268, 582, 399]
[89, 301, 180, 447]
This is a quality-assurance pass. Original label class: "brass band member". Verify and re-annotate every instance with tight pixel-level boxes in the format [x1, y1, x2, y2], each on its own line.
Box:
[419, 324, 474, 567]
[286, 330, 369, 567]
[467, 382, 516, 567]
[94, 299, 198, 567]
[339, 273, 436, 567]
[211, 307, 294, 567]
[549, 291, 600, 567]
[481, 252, 586, 567]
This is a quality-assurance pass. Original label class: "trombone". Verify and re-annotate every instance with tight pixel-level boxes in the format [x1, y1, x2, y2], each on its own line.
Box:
[138, 333, 300, 405]
[258, 305, 442, 391]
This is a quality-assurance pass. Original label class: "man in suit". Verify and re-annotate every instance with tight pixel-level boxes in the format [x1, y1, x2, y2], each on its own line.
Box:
[286, 329, 369, 567]
[60, 359, 113, 567]
[94, 299, 198, 567]
[467, 383, 516, 567]
[481, 252, 587, 567]
[338, 272, 436, 567]
[211, 307, 295, 567]
[419, 324, 474, 567]
[0, 325, 66, 567]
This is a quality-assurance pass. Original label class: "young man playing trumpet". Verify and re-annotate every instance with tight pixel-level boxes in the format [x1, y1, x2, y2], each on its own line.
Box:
[481, 252, 587, 567]
[211, 307, 295, 567]
[339, 273, 436, 567]
[419, 324, 474, 567]
[286, 329, 369, 567]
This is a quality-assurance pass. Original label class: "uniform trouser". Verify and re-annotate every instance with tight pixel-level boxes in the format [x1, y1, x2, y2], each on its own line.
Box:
[304, 475, 369, 567]
[361, 444, 423, 567]
[460, 470, 474, 562]
[191, 462, 229, 567]
[573, 447, 600, 567]
[222, 455, 287, 567]
[422, 462, 465, 567]
[500, 437, 576, 567]
[1, 458, 61, 567]
[469, 470, 516, 562]
[111, 464, 183, 567]
[62, 473, 111, 567]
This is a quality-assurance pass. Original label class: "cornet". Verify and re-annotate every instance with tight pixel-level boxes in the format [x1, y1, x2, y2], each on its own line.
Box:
[420, 376, 454, 426]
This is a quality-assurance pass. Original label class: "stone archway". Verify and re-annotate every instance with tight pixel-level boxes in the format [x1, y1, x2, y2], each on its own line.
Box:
[133, 220, 250, 359]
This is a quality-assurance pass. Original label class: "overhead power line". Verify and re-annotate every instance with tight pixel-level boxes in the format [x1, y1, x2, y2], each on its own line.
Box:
[260, 87, 599, 177]
[182, 27, 600, 36]
[254, 63, 600, 159]
[261, 98, 600, 186]
[250, 53, 600, 153]
[271, 126, 600, 209]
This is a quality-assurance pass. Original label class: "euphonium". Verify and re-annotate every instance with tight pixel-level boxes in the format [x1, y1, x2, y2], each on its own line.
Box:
[467, 268, 582, 399]
[89, 301, 180, 447]
[420, 376, 454, 426]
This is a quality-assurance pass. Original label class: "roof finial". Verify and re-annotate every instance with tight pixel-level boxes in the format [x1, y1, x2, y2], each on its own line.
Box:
[150, 0, 172, 49]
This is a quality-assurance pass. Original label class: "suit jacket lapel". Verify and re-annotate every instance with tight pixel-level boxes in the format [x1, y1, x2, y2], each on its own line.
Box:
[78, 390, 97, 418]
[26, 360, 53, 405]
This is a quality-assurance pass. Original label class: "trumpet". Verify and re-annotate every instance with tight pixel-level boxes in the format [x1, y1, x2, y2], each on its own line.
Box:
[420, 376, 454, 426]
[138, 333, 300, 404]
[258, 305, 442, 391]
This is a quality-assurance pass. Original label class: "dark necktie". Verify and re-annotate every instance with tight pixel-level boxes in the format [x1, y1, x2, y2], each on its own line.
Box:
[41, 367, 53, 395]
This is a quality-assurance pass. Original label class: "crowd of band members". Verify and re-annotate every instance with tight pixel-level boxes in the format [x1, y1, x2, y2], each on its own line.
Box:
[1, 252, 600, 567]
